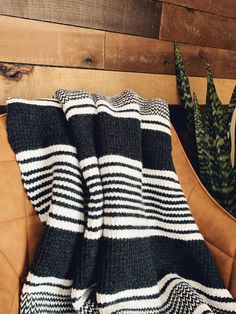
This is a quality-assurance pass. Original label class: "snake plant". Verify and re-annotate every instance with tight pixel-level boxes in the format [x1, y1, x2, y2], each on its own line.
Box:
[192, 92, 208, 185]
[174, 43, 236, 216]
[174, 42, 194, 136]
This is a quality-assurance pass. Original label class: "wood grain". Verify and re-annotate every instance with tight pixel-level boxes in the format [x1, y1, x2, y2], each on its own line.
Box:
[0, 65, 235, 105]
[161, 0, 236, 19]
[160, 2, 236, 50]
[1, 16, 236, 79]
[0, 0, 162, 38]
[0, 15, 104, 68]
[0, 63, 34, 80]
[177, 43, 236, 78]
[105, 33, 174, 75]
[105, 32, 236, 79]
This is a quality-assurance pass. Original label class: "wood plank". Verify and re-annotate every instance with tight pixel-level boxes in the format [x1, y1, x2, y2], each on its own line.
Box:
[105, 32, 236, 79]
[0, 0, 162, 38]
[160, 0, 236, 19]
[0, 16, 104, 68]
[0, 65, 235, 105]
[1, 16, 236, 79]
[160, 2, 236, 50]
[178, 43, 236, 78]
[105, 33, 174, 75]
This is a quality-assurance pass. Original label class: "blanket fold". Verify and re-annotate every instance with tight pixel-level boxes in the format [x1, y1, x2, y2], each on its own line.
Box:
[6, 90, 235, 314]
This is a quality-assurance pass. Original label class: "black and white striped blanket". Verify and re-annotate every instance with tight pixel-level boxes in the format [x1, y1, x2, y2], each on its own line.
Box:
[6, 90, 235, 313]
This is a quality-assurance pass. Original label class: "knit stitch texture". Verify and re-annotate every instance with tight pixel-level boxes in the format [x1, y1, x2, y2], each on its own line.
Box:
[6, 90, 236, 314]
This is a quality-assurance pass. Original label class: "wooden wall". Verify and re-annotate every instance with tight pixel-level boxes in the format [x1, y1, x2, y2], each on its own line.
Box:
[0, 0, 235, 104]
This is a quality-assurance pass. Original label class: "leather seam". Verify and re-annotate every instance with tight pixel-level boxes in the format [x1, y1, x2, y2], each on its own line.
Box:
[188, 184, 236, 260]
[205, 239, 235, 259]
[0, 160, 16, 162]
[228, 251, 236, 294]
[24, 194, 30, 270]
[187, 182, 198, 201]
[10, 283, 19, 314]
[0, 213, 37, 225]
[0, 249, 18, 279]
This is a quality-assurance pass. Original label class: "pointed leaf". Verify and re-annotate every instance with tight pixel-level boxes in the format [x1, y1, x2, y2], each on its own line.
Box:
[230, 85, 236, 104]
[193, 92, 208, 184]
[174, 42, 194, 135]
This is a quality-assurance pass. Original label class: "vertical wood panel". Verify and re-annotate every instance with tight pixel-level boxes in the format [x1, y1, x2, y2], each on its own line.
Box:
[160, 2, 236, 50]
[0, 0, 162, 38]
[0, 16, 104, 68]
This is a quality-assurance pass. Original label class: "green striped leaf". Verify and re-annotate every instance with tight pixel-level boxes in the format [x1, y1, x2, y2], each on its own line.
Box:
[205, 65, 236, 216]
[193, 92, 208, 184]
[173, 48, 236, 216]
[230, 85, 236, 104]
[174, 42, 194, 135]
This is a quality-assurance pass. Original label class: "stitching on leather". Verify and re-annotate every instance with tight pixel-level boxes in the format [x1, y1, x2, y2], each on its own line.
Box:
[206, 240, 235, 259]
[206, 241, 234, 290]
[0, 250, 18, 279]
[0, 159, 16, 162]
[228, 251, 236, 294]
[10, 283, 19, 314]
[187, 182, 198, 201]
[188, 184, 236, 259]
[0, 213, 37, 225]
[24, 194, 30, 270]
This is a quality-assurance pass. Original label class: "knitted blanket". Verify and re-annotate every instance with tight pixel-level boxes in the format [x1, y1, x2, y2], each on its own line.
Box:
[6, 90, 235, 314]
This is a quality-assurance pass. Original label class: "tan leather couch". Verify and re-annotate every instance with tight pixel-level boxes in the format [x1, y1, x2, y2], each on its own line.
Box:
[0, 113, 235, 313]
[0, 114, 43, 313]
